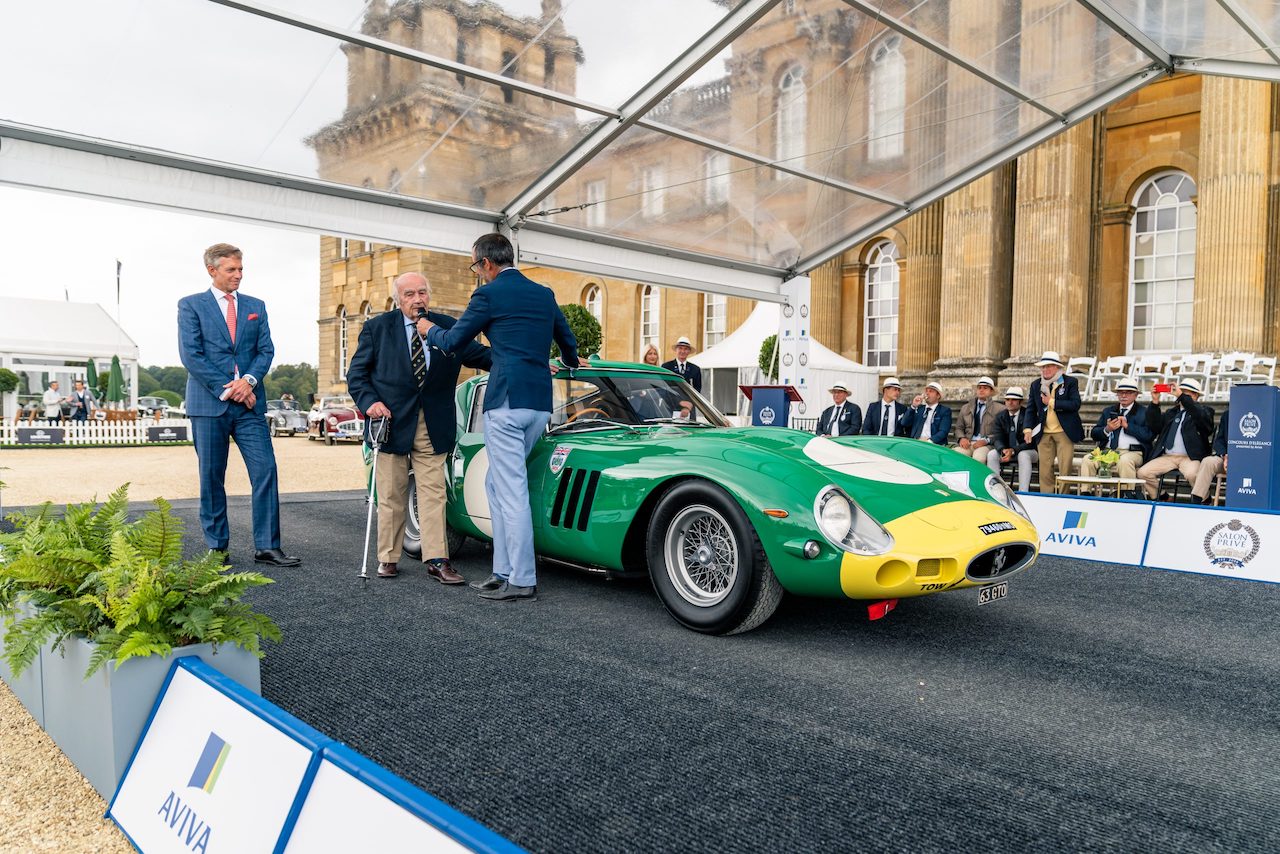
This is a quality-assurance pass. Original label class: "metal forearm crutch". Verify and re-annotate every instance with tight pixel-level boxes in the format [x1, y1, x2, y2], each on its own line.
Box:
[359, 417, 391, 581]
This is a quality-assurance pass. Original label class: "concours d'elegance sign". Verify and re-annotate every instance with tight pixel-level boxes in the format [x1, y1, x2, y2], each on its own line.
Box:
[1144, 505, 1280, 584]
[148, 425, 189, 442]
[16, 427, 64, 444]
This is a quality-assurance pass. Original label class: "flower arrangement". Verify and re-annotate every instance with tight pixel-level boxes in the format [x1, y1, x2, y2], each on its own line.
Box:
[1088, 448, 1122, 478]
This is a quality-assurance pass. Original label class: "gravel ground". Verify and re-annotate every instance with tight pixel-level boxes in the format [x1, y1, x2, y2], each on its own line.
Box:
[0, 434, 367, 507]
[0, 438, 366, 851]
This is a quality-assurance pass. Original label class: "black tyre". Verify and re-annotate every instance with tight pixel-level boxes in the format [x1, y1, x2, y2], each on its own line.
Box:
[324, 427, 335, 446]
[646, 481, 783, 635]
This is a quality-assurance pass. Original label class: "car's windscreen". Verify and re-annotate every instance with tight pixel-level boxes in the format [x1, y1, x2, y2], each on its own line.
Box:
[548, 375, 729, 430]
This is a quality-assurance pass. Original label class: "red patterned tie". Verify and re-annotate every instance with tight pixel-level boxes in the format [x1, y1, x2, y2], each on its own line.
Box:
[225, 293, 236, 343]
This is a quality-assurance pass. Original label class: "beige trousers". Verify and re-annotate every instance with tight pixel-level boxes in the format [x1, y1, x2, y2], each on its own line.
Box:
[955, 442, 992, 463]
[1038, 431, 1075, 494]
[1137, 454, 1201, 500]
[1192, 455, 1225, 502]
[1078, 450, 1144, 480]
[375, 418, 447, 563]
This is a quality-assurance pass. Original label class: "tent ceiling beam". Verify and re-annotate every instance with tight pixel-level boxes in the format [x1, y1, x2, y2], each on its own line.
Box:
[500, 0, 781, 226]
[1211, 0, 1280, 66]
[1073, 0, 1174, 69]
[841, 0, 1066, 123]
[203, 0, 619, 117]
[631, 118, 906, 208]
[1178, 57, 1280, 83]
[795, 63, 1164, 272]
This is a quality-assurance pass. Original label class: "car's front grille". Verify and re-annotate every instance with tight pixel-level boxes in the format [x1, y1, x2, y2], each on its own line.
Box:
[550, 468, 601, 531]
[966, 543, 1035, 581]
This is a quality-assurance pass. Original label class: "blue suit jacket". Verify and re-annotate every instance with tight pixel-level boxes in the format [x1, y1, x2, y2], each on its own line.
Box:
[346, 310, 491, 456]
[900, 403, 952, 444]
[178, 290, 273, 416]
[660, 359, 702, 392]
[862, 400, 908, 436]
[1025, 374, 1085, 443]
[1090, 401, 1157, 459]
[426, 268, 578, 413]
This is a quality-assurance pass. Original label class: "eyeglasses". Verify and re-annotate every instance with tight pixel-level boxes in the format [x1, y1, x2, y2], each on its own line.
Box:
[468, 258, 485, 274]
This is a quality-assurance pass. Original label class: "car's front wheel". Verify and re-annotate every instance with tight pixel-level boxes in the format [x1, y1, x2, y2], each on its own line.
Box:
[646, 481, 783, 635]
[401, 468, 466, 559]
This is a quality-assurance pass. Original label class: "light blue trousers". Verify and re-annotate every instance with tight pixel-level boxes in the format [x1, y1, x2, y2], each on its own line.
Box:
[483, 401, 551, 587]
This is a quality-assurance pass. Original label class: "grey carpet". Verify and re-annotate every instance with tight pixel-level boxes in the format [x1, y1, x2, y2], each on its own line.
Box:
[160, 493, 1280, 852]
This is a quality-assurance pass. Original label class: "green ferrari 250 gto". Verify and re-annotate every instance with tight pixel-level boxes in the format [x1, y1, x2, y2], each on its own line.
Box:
[404, 360, 1038, 635]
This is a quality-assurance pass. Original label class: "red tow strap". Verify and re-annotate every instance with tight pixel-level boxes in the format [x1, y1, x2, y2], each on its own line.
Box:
[866, 599, 898, 621]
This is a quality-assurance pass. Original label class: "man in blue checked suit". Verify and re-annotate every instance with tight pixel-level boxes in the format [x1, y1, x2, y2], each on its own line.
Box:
[178, 243, 300, 568]
[420, 233, 579, 602]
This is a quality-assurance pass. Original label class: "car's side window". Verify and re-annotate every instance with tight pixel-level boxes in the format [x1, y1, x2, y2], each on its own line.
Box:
[467, 382, 487, 433]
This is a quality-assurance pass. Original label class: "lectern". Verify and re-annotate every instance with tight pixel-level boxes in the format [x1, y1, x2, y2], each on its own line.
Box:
[740, 385, 802, 428]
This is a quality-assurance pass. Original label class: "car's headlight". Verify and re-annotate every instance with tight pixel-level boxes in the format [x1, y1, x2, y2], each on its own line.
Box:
[985, 474, 1031, 521]
[814, 486, 894, 556]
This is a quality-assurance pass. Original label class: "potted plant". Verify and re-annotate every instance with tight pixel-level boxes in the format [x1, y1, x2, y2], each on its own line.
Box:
[1087, 447, 1122, 478]
[0, 484, 281, 796]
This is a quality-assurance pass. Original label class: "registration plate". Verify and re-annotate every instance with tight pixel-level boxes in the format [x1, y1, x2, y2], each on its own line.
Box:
[977, 582, 1008, 605]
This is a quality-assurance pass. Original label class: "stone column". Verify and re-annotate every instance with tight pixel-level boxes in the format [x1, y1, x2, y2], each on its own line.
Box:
[933, 164, 1015, 396]
[840, 255, 864, 364]
[896, 202, 943, 388]
[808, 258, 843, 354]
[1097, 203, 1135, 358]
[1267, 84, 1280, 355]
[1194, 76, 1272, 353]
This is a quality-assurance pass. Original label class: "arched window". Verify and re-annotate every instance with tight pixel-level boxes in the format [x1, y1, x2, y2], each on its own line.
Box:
[869, 36, 905, 162]
[864, 241, 899, 369]
[1129, 171, 1196, 353]
[776, 66, 806, 163]
[640, 285, 660, 346]
[338, 306, 349, 380]
[583, 284, 602, 324]
[704, 294, 726, 347]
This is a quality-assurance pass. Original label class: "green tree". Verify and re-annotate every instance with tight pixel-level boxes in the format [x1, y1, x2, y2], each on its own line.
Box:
[0, 368, 18, 395]
[758, 334, 779, 381]
[153, 390, 183, 407]
[138, 367, 160, 395]
[149, 366, 189, 396]
[263, 363, 317, 402]
[554, 304, 601, 360]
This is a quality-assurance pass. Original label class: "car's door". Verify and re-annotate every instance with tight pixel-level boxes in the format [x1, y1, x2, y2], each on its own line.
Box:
[447, 380, 492, 540]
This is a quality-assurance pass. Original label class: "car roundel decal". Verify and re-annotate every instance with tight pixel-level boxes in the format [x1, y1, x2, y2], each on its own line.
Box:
[550, 445, 572, 475]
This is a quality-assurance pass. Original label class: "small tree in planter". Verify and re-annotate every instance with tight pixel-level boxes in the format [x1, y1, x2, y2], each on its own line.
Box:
[0, 484, 281, 796]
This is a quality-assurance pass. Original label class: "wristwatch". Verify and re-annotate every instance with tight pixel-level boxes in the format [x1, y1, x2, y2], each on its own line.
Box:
[244, 375, 258, 389]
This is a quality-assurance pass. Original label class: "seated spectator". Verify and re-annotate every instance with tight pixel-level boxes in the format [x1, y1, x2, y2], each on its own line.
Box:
[863, 376, 907, 436]
[1025, 350, 1083, 494]
[1190, 406, 1230, 505]
[1078, 378, 1154, 480]
[988, 387, 1037, 492]
[816, 383, 861, 437]
[956, 376, 1000, 461]
[901, 382, 952, 445]
[1134, 378, 1215, 500]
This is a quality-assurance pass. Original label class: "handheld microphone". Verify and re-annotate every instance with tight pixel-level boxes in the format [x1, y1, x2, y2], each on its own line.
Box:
[415, 308, 428, 320]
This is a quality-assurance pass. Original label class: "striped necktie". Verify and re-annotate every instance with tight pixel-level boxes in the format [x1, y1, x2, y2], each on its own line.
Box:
[410, 329, 426, 389]
[224, 293, 236, 343]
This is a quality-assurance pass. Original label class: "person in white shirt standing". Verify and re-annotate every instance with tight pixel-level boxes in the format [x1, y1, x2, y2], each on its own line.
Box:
[42, 380, 65, 423]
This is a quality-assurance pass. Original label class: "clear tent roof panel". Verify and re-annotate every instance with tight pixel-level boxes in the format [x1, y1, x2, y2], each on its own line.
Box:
[2, 0, 1279, 295]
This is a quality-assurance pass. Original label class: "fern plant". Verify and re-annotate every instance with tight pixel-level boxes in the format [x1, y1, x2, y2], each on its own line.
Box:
[0, 485, 281, 678]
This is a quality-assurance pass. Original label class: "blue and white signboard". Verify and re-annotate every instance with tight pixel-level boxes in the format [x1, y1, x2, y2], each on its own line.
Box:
[108, 660, 323, 853]
[1227, 384, 1280, 510]
[1020, 493, 1152, 566]
[285, 745, 521, 853]
[1143, 505, 1280, 583]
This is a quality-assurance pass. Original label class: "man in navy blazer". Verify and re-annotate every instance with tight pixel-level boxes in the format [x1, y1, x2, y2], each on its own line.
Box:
[1078, 377, 1154, 480]
[900, 382, 952, 444]
[815, 383, 861, 437]
[346, 273, 491, 581]
[1023, 350, 1084, 494]
[178, 243, 299, 567]
[421, 233, 579, 602]
[862, 376, 908, 436]
[661, 336, 703, 392]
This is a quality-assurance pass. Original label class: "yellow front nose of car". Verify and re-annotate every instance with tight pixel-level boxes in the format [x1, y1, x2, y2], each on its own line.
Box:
[838, 500, 1038, 600]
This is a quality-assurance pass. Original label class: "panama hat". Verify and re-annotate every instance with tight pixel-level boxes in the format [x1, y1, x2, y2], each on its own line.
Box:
[925, 381, 943, 394]
[1035, 350, 1065, 367]
[1004, 387, 1025, 399]
[977, 376, 995, 388]
[1115, 378, 1140, 392]
[1178, 377, 1203, 395]
[881, 376, 902, 389]
[828, 383, 850, 393]
[673, 336, 692, 347]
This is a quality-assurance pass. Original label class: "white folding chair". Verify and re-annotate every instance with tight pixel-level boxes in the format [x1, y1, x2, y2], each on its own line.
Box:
[1247, 355, 1276, 385]
[1213, 351, 1253, 399]
[1093, 355, 1134, 400]
[1169, 352, 1213, 392]
[1066, 356, 1098, 399]
[1133, 354, 1169, 397]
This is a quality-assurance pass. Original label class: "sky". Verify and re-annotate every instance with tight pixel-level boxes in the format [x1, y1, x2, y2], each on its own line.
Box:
[0, 0, 734, 367]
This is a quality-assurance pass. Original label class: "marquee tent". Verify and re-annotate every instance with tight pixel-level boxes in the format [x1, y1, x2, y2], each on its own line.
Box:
[2, 1, 1276, 304]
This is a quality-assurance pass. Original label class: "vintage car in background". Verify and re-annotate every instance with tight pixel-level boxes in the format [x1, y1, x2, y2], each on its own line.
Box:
[401, 360, 1039, 635]
[136, 396, 170, 417]
[265, 398, 308, 437]
[307, 394, 364, 445]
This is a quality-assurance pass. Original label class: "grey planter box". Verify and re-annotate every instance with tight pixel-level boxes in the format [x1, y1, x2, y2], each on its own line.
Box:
[42, 636, 261, 798]
[0, 602, 45, 727]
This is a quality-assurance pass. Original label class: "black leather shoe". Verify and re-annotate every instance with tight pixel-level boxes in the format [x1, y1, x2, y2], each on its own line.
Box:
[255, 548, 302, 567]
[208, 549, 231, 567]
[469, 573, 505, 591]
[479, 582, 537, 602]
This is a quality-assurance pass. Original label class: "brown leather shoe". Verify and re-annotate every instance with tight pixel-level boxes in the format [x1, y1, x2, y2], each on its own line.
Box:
[425, 558, 465, 585]
[377, 562, 399, 578]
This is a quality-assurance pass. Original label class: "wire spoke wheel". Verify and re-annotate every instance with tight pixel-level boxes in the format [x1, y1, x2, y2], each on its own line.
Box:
[664, 504, 738, 607]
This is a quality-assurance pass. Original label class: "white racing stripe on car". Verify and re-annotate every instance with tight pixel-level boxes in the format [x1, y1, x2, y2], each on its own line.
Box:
[802, 437, 933, 484]
[461, 447, 494, 537]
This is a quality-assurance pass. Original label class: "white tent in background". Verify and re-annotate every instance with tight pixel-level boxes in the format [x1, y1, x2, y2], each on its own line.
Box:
[697, 304, 879, 425]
